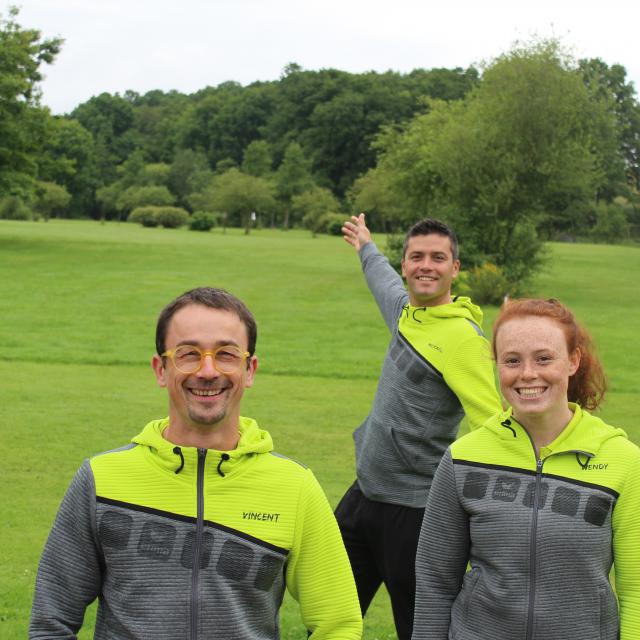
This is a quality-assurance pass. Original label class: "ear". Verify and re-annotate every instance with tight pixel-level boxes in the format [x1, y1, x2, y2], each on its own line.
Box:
[401, 258, 407, 279]
[568, 348, 581, 377]
[452, 259, 461, 279]
[244, 355, 258, 389]
[152, 354, 167, 388]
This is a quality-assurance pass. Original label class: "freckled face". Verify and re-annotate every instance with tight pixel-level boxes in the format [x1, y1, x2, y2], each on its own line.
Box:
[401, 234, 460, 307]
[495, 316, 580, 426]
[152, 305, 257, 433]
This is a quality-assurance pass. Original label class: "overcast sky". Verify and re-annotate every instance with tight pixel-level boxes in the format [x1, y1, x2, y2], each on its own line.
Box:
[14, 0, 640, 115]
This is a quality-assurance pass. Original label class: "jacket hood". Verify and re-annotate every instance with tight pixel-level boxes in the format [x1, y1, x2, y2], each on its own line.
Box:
[131, 416, 273, 478]
[487, 403, 627, 458]
[404, 296, 483, 327]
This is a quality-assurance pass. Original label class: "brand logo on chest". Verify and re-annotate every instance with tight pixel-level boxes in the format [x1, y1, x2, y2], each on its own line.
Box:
[582, 463, 608, 471]
[242, 511, 280, 523]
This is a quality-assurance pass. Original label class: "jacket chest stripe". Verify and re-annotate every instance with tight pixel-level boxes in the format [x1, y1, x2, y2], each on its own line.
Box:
[396, 330, 443, 377]
[96, 496, 289, 555]
[542, 472, 619, 499]
[452, 459, 619, 498]
[453, 459, 537, 477]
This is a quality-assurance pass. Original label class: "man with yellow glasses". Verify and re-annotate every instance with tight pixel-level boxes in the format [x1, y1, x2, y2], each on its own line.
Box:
[30, 287, 362, 640]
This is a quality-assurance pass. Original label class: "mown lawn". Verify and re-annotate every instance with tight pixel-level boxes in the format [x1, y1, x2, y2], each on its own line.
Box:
[1, 219, 638, 638]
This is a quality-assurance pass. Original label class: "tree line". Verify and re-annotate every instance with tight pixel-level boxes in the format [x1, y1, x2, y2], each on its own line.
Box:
[2, 6, 639, 292]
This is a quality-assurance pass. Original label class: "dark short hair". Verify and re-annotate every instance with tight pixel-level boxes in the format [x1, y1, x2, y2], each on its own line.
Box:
[402, 218, 459, 261]
[155, 287, 257, 356]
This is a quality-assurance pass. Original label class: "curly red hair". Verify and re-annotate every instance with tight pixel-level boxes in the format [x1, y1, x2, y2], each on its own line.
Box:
[492, 298, 607, 410]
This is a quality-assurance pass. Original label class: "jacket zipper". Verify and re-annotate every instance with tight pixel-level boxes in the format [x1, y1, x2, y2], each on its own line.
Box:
[525, 455, 543, 640]
[190, 448, 207, 640]
[523, 443, 593, 640]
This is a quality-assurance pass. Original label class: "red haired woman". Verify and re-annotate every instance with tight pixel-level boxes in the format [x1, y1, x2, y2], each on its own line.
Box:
[412, 298, 640, 640]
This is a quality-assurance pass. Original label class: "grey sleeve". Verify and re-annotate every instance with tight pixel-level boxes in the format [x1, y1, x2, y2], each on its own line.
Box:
[359, 242, 408, 332]
[30, 461, 103, 639]
[412, 450, 469, 640]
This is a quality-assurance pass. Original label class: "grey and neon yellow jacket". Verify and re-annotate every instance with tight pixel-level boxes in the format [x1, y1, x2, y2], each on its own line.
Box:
[30, 417, 362, 640]
[413, 405, 640, 640]
[354, 242, 502, 507]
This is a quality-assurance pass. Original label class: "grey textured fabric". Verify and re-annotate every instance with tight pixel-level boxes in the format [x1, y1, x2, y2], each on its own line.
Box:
[353, 242, 495, 508]
[413, 449, 620, 640]
[29, 460, 287, 639]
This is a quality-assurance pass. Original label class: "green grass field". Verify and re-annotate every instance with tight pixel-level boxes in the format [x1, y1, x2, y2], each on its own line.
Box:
[1, 219, 638, 639]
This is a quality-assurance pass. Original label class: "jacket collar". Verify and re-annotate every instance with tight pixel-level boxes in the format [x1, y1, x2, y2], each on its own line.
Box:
[400, 295, 483, 326]
[131, 416, 273, 479]
[489, 404, 626, 459]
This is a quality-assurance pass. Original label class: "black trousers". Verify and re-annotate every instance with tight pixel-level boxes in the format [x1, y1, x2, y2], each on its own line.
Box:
[335, 481, 425, 640]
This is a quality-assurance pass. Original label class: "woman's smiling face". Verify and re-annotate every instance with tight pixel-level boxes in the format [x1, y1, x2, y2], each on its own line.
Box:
[495, 315, 580, 427]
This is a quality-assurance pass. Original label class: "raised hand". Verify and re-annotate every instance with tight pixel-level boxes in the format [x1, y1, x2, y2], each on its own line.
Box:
[342, 213, 371, 252]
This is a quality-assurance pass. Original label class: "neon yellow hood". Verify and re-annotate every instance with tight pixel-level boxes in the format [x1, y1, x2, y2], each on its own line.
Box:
[485, 404, 627, 457]
[402, 295, 484, 327]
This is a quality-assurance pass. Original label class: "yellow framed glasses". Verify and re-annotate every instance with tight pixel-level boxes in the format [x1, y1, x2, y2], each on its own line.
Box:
[162, 344, 250, 374]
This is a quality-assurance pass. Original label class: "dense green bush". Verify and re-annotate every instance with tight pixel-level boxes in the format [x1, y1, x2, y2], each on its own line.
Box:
[590, 201, 629, 243]
[384, 234, 404, 273]
[465, 263, 512, 306]
[0, 196, 31, 220]
[128, 207, 159, 227]
[189, 211, 219, 231]
[321, 213, 345, 236]
[155, 206, 190, 228]
[451, 269, 470, 297]
[116, 185, 175, 215]
[34, 181, 71, 220]
[128, 206, 189, 228]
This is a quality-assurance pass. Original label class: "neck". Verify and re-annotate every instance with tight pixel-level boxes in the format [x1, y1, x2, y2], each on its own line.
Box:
[409, 292, 453, 308]
[514, 405, 575, 456]
[163, 419, 240, 451]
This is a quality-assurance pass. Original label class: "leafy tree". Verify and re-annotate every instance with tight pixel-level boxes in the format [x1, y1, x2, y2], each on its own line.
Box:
[0, 6, 62, 196]
[406, 66, 480, 101]
[207, 168, 276, 234]
[206, 84, 275, 166]
[290, 186, 340, 236]
[374, 40, 610, 287]
[116, 185, 175, 217]
[215, 158, 237, 174]
[33, 181, 71, 220]
[129, 89, 188, 163]
[116, 149, 147, 187]
[175, 82, 275, 168]
[590, 200, 629, 242]
[95, 182, 122, 220]
[94, 150, 147, 219]
[0, 195, 31, 219]
[266, 64, 478, 195]
[347, 166, 405, 232]
[138, 163, 171, 186]
[93, 152, 174, 219]
[71, 92, 137, 183]
[38, 117, 99, 216]
[65, 63, 480, 211]
[242, 140, 273, 177]
[579, 58, 640, 193]
[275, 142, 314, 228]
[168, 149, 213, 207]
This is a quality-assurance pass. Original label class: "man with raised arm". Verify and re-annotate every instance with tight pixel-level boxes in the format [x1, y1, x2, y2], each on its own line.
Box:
[335, 214, 501, 640]
[31, 287, 362, 640]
